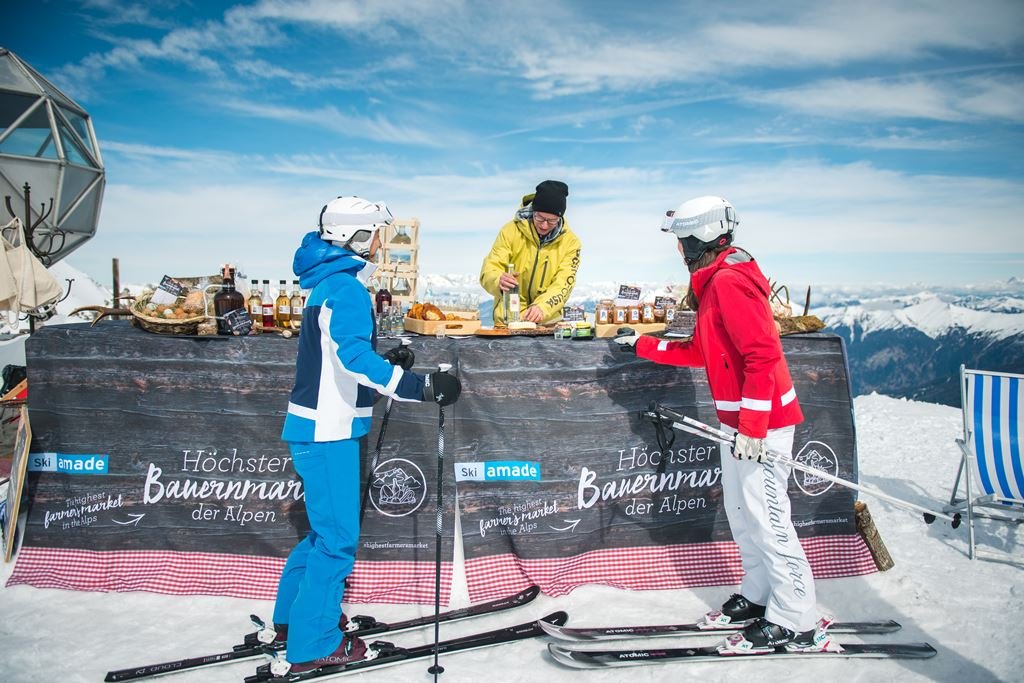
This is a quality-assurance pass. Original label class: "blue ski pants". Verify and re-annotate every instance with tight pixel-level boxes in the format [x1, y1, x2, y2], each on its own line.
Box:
[272, 439, 360, 662]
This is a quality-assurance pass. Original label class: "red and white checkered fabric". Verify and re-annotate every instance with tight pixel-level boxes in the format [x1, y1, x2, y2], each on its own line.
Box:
[8, 536, 873, 605]
[464, 535, 877, 602]
[6, 547, 452, 605]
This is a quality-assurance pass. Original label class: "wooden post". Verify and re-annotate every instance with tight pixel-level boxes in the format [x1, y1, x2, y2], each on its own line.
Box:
[803, 285, 811, 316]
[112, 258, 121, 319]
[854, 501, 895, 571]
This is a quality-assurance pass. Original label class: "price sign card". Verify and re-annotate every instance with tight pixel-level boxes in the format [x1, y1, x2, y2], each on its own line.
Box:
[562, 306, 586, 322]
[654, 296, 677, 309]
[615, 284, 641, 307]
[151, 276, 188, 305]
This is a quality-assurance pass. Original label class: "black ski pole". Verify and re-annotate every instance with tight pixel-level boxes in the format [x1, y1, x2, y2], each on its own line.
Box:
[428, 362, 451, 679]
[359, 339, 411, 524]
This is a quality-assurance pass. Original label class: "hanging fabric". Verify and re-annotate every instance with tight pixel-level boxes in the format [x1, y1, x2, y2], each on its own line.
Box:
[0, 217, 64, 320]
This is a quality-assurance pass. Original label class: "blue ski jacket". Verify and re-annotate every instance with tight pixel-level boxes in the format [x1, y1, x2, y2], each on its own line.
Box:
[281, 232, 424, 442]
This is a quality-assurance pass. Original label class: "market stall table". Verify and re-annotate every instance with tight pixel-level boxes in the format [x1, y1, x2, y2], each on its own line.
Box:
[7, 322, 876, 603]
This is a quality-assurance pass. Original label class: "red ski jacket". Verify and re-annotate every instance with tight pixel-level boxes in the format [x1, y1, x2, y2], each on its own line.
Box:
[636, 248, 803, 438]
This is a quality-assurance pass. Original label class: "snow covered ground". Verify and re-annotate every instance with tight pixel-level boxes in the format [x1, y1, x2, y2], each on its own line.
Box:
[1, 393, 1021, 683]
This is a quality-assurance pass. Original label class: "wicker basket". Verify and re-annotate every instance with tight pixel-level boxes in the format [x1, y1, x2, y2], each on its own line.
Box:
[130, 296, 207, 335]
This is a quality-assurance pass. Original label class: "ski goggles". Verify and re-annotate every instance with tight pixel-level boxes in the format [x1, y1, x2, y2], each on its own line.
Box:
[660, 205, 736, 241]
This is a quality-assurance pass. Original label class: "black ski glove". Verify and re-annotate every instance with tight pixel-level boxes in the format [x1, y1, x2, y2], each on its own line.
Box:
[382, 345, 415, 371]
[423, 371, 461, 407]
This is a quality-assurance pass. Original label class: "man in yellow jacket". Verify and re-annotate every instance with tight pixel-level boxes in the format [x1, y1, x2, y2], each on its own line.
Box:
[480, 180, 582, 326]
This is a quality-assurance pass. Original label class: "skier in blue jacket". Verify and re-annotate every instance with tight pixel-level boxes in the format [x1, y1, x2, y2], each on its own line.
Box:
[272, 196, 460, 674]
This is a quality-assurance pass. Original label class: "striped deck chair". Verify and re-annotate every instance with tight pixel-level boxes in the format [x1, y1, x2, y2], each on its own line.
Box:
[946, 365, 1024, 560]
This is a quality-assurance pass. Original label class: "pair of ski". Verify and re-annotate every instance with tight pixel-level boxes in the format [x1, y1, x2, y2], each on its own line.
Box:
[542, 617, 937, 669]
[247, 615, 933, 680]
[104, 586, 543, 681]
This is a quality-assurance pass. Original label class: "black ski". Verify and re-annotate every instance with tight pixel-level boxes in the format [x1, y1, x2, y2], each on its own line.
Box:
[548, 640, 936, 668]
[541, 618, 901, 641]
[104, 585, 540, 681]
[245, 612, 569, 682]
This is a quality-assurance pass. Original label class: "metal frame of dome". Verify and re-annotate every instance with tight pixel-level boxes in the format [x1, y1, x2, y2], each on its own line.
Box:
[0, 47, 105, 265]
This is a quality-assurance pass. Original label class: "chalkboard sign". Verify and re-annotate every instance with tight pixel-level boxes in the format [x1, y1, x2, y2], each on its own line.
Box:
[2, 406, 30, 562]
[616, 284, 641, 305]
[562, 306, 586, 322]
[222, 307, 254, 335]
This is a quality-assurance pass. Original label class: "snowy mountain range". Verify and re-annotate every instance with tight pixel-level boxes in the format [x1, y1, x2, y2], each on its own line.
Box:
[8, 264, 1023, 407]
[814, 287, 1024, 406]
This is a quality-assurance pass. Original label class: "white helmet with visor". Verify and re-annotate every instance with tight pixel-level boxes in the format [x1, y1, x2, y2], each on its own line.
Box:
[660, 195, 738, 264]
[318, 196, 393, 258]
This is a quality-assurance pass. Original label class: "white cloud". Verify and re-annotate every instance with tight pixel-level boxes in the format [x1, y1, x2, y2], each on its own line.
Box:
[68, 142, 1024, 289]
[746, 74, 1024, 123]
[220, 97, 453, 147]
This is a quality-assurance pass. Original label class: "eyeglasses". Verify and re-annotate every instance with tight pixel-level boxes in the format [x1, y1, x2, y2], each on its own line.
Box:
[533, 214, 561, 227]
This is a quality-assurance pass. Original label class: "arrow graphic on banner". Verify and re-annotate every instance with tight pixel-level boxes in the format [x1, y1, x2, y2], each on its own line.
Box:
[113, 513, 146, 526]
[549, 519, 581, 532]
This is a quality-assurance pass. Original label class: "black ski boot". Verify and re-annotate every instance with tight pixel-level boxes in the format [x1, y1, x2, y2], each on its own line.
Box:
[740, 617, 817, 649]
[720, 594, 766, 623]
[699, 593, 767, 628]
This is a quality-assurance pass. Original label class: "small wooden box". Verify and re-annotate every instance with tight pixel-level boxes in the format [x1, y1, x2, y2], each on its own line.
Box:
[595, 322, 667, 338]
[403, 311, 481, 336]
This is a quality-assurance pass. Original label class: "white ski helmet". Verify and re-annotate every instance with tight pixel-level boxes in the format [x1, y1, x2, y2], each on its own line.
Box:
[660, 195, 738, 264]
[318, 195, 393, 258]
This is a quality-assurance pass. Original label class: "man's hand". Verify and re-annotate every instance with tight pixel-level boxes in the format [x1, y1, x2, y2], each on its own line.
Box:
[498, 272, 519, 292]
[733, 433, 766, 462]
[382, 345, 415, 370]
[521, 305, 544, 323]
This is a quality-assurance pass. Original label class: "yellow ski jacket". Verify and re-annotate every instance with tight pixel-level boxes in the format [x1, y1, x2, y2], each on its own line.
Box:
[480, 201, 582, 326]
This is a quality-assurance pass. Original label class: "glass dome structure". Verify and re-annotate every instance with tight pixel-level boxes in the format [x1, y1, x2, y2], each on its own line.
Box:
[0, 47, 104, 264]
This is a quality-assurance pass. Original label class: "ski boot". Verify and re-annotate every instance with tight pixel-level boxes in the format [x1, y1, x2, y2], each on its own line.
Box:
[280, 634, 369, 675]
[698, 593, 766, 629]
[718, 617, 838, 655]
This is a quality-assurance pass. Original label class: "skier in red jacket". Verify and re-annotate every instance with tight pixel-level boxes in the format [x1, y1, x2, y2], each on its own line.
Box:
[616, 196, 820, 652]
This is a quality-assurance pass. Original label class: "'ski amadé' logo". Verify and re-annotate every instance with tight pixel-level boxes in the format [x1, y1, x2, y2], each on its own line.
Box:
[369, 458, 426, 517]
[792, 441, 838, 496]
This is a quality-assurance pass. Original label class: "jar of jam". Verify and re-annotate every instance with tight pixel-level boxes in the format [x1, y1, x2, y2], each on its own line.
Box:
[665, 307, 677, 324]
[596, 299, 614, 325]
[653, 306, 666, 323]
[641, 302, 655, 324]
[614, 305, 628, 325]
[627, 304, 642, 325]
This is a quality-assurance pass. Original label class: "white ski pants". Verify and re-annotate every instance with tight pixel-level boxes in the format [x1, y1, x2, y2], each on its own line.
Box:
[719, 424, 817, 632]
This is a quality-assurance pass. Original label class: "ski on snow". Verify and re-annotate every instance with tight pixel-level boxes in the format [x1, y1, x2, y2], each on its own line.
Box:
[103, 585, 540, 682]
[548, 640, 937, 669]
[245, 611, 569, 682]
[540, 618, 902, 641]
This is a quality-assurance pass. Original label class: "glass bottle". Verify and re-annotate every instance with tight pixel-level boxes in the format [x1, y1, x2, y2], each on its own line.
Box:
[214, 265, 246, 335]
[275, 279, 291, 328]
[289, 280, 303, 330]
[261, 280, 275, 329]
[375, 282, 393, 315]
[247, 278, 263, 331]
[391, 304, 405, 335]
[503, 263, 520, 324]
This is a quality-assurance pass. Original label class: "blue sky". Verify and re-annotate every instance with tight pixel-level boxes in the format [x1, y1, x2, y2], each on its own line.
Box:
[4, 0, 1024, 292]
